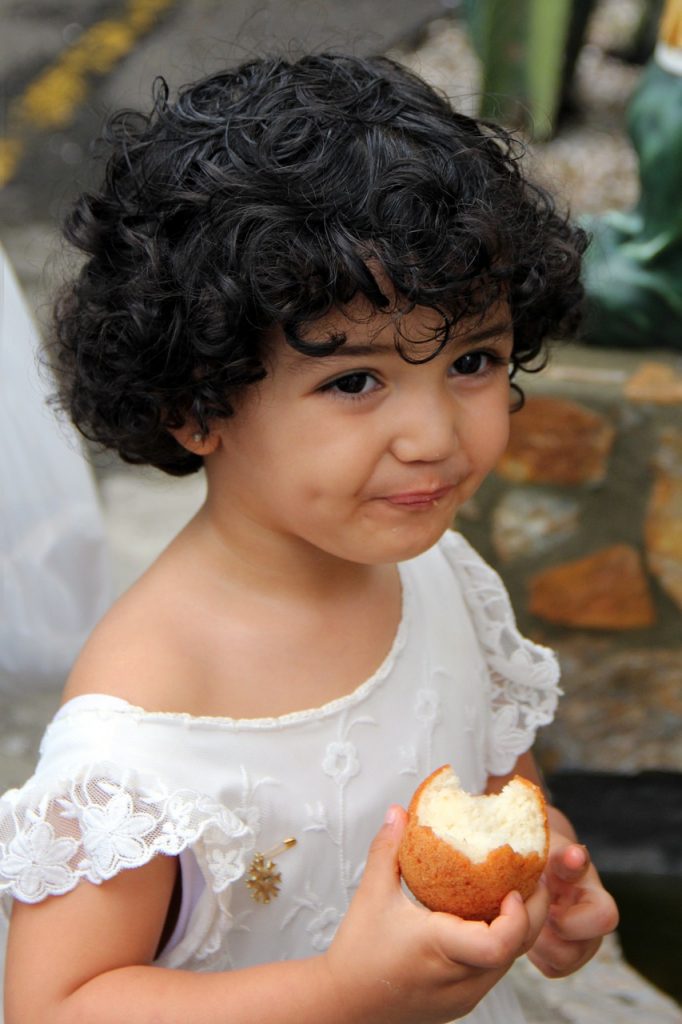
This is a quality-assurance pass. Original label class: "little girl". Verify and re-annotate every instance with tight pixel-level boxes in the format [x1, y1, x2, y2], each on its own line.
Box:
[1, 53, 617, 1024]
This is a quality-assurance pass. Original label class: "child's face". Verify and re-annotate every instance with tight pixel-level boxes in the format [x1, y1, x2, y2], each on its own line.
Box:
[205, 297, 513, 566]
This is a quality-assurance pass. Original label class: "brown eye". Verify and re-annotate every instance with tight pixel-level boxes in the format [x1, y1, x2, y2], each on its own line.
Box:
[335, 373, 370, 393]
[452, 352, 488, 376]
[324, 372, 378, 396]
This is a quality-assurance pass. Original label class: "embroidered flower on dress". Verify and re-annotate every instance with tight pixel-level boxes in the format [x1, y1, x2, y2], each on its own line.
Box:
[233, 765, 279, 841]
[463, 702, 478, 735]
[414, 689, 441, 726]
[322, 741, 359, 786]
[206, 846, 248, 891]
[303, 801, 328, 833]
[234, 803, 261, 832]
[80, 790, 156, 874]
[398, 743, 419, 775]
[1, 820, 78, 899]
[165, 794, 197, 833]
[486, 702, 528, 775]
[307, 906, 341, 951]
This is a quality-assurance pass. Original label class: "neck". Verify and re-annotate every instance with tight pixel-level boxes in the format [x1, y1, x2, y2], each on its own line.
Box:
[186, 494, 384, 604]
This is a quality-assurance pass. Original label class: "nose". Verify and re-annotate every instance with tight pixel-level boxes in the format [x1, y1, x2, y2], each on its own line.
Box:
[389, 387, 458, 464]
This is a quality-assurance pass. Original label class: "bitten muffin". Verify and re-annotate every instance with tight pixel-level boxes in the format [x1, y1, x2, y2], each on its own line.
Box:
[398, 765, 549, 922]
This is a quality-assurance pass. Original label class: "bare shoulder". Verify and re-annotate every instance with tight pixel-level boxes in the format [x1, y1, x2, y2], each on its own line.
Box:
[62, 561, 208, 714]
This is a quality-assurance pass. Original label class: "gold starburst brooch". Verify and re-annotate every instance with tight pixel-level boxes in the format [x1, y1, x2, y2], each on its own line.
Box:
[245, 837, 297, 904]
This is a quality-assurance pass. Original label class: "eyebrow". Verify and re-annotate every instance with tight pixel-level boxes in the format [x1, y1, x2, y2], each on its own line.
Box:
[457, 320, 514, 347]
[305, 320, 514, 360]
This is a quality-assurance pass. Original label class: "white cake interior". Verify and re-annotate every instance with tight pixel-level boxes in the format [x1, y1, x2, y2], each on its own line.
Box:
[416, 767, 546, 864]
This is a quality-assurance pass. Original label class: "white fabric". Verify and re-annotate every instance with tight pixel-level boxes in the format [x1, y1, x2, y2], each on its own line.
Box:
[0, 530, 560, 1022]
[0, 243, 112, 687]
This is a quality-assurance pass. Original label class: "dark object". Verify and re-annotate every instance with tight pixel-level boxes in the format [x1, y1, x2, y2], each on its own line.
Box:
[548, 770, 682, 1003]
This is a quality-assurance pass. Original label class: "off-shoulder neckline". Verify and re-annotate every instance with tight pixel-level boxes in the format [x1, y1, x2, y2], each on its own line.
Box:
[53, 562, 413, 732]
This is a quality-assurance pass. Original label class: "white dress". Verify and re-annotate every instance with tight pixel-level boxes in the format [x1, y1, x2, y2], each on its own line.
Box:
[0, 531, 560, 1023]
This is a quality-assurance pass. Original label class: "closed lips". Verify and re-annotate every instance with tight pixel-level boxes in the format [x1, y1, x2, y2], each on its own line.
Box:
[384, 486, 452, 504]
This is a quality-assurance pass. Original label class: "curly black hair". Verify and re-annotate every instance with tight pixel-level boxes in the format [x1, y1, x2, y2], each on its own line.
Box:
[52, 52, 588, 476]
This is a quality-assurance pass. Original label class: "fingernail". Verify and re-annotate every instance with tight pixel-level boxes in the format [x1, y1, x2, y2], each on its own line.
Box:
[572, 845, 587, 867]
[509, 890, 524, 905]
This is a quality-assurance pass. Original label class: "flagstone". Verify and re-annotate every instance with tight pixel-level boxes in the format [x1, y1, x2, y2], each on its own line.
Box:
[492, 488, 580, 561]
[645, 428, 682, 611]
[498, 397, 615, 485]
[625, 362, 682, 404]
[528, 544, 655, 629]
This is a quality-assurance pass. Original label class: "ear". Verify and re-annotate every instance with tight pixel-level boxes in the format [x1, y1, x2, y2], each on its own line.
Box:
[168, 422, 221, 457]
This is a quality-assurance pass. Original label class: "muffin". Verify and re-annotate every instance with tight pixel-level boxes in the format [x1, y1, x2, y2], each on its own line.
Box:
[398, 764, 549, 922]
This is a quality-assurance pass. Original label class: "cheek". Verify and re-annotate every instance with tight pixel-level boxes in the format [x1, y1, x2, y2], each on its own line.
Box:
[468, 395, 511, 468]
[273, 441, 355, 506]
[298, 430, 376, 487]
[496, 413, 511, 457]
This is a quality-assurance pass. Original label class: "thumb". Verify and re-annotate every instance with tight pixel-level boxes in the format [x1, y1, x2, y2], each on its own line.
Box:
[360, 805, 407, 896]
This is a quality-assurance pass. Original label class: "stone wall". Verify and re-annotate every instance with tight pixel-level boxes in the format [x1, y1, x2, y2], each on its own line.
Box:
[456, 342, 682, 777]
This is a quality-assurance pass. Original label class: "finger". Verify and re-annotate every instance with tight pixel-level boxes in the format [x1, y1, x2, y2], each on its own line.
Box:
[529, 928, 601, 977]
[549, 889, 619, 941]
[548, 843, 590, 882]
[521, 878, 552, 950]
[358, 805, 407, 898]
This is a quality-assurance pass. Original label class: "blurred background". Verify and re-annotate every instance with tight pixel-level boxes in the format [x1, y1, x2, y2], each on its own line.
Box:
[1, 1, 681, 1020]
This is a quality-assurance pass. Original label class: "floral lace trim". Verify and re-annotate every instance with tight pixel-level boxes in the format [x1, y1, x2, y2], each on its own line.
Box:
[0, 761, 254, 910]
[446, 533, 561, 776]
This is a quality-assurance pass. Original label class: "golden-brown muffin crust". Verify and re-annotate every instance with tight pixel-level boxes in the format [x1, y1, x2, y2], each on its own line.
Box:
[398, 766, 548, 922]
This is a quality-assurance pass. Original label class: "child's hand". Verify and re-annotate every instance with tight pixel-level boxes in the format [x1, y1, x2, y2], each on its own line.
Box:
[323, 806, 550, 1024]
[527, 831, 619, 979]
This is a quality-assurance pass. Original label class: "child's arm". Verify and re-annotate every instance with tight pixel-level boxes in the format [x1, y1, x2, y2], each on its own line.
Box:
[487, 752, 619, 979]
[5, 808, 549, 1024]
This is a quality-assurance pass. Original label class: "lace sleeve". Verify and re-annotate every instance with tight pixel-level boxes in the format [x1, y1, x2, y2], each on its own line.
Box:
[441, 532, 561, 776]
[0, 760, 254, 913]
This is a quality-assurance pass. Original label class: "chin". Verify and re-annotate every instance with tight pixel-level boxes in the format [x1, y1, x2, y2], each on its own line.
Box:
[364, 521, 452, 565]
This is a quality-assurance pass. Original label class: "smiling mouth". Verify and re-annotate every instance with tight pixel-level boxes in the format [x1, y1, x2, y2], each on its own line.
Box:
[382, 486, 454, 508]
